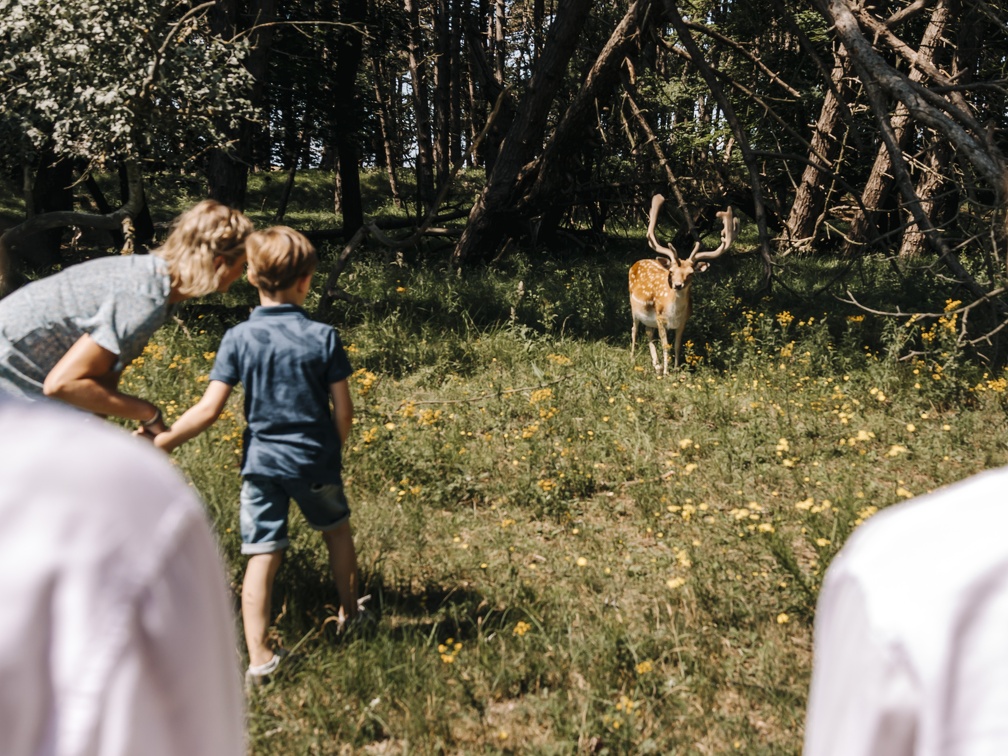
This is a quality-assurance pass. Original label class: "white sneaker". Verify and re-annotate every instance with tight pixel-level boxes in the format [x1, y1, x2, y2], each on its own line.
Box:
[245, 648, 288, 688]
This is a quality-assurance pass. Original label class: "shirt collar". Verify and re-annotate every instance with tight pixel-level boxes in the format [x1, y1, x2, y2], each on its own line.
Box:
[249, 304, 307, 318]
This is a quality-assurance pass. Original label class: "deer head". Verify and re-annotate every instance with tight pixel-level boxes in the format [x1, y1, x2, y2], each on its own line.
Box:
[646, 194, 739, 287]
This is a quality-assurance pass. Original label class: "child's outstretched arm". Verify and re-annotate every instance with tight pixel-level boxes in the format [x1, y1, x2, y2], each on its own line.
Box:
[154, 381, 235, 453]
[330, 379, 353, 445]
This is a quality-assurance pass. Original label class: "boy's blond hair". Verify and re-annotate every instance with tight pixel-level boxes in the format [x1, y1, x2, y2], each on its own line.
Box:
[155, 200, 253, 297]
[246, 227, 318, 294]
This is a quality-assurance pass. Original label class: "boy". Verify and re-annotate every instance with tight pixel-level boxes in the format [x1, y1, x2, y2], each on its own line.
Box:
[155, 226, 360, 686]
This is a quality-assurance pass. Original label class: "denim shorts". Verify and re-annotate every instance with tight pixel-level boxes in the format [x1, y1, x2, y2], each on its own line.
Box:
[239, 476, 351, 555]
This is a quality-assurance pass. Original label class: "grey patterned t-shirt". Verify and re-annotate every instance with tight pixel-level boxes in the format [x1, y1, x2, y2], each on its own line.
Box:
[0, 254, 173, 399]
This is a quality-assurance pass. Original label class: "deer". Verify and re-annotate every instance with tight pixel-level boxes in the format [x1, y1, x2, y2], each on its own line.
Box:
[629, 194, 739, 375]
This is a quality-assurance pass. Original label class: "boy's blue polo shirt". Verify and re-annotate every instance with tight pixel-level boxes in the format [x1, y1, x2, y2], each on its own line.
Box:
[209, 304, 352, 484]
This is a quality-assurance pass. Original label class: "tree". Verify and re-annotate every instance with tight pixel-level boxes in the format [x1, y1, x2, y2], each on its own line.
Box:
[821, 0, 1008, 327]
[452, 0, 596, 265]
[0, 0, 253, 293]
[206, 0, 276, 210]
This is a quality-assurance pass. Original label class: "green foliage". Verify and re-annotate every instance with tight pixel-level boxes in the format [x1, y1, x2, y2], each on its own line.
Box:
[123, 235, 1008, 753]
[0, 0, 251, 166]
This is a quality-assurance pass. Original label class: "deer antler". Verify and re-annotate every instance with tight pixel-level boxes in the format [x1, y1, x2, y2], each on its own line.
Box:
[689, 207, 739, 263]
[646, 194, 679, 263]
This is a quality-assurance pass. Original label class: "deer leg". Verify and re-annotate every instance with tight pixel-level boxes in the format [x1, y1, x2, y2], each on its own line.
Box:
[631, 317, 638, 360]
[673, 326, 685, 369]
[645, 327, 659, 373]
[656, 321, 670, 376]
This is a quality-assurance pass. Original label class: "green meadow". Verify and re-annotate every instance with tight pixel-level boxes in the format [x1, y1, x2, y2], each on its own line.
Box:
[15, 173, 1008, 753]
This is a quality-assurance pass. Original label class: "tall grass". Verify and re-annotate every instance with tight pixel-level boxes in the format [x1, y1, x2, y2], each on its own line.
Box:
[118, 235, 1008, 754]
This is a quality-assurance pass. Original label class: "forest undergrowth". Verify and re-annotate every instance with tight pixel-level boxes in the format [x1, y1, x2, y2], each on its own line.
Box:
[116, 216, 1008, 754]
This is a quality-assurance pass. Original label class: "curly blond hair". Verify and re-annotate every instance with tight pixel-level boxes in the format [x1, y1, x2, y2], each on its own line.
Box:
[154, 200, 254, 297]
[246, 226, 318, 294]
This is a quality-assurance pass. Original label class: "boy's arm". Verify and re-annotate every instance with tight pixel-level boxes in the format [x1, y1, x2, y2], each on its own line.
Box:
[329, 380, 353, 445]
[154, 381, 234, 453]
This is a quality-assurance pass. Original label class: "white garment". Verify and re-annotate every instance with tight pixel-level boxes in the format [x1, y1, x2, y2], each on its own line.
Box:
[804, 466, 1008, 756]
[0, 401, 244, 756]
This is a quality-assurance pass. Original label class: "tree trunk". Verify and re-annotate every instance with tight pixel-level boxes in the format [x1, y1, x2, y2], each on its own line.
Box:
[206, 0, 276, 209]
[493, 0, 506, 85]
[433, 0, 452, 186]
[333, 0, 367, 237]
[784, 47, 851, 252]
[839, 0, 968, 255]
[371, 57, 404, 209]
[897, 132, 951, 258]
[532, 0, 544, 66]
[461, 13, 515, 176]
[406, 0, 437, 214]
[450, 0, 464, 169]
[899, 0, 980, 259]
[452, 0, 597, 266]
[22, 151, 74, 268]
[273, 118, 306, 224]
[522, 0, 656, 214]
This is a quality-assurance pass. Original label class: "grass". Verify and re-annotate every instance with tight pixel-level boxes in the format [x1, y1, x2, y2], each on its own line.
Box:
[120, 239, 1008, 755]
[7, 171, 1008, 752]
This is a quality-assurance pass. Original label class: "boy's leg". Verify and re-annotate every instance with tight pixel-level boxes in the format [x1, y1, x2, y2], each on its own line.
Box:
[239, 476, 291, 667]
[322, 522, 359, 620]
[242, 551, 284, 668]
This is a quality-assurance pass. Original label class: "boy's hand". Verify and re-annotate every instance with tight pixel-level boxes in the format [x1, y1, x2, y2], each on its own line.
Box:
[133, 424, 172, 449]
[152, 429, 177, 452]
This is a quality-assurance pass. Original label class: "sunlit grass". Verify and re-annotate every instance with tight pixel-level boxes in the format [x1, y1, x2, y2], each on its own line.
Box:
[118, 244, 1008, 754]
[4, 167, 1006, 750]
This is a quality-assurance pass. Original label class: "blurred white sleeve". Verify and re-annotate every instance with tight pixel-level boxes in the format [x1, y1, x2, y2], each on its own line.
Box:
[803, 570, 919, 756]
[98, 507, 245, 756]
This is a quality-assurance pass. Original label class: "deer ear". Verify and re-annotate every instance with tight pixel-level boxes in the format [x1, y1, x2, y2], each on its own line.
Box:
[656, 257, 672, 270]
[696, 261, 711, 273]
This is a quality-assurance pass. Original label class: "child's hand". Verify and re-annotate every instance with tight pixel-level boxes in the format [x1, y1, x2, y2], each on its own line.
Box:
[152, 430, 176, 452]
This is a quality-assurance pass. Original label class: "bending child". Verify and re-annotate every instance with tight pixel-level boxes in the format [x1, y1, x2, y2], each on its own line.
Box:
[155, 227, 361, 686]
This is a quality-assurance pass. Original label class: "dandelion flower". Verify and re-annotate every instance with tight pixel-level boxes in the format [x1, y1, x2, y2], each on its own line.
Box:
[636, 660, 654, 675]
[576, 556, 588, 567]
[896, 486, 914, 498]
[513, 621, 531, 637]
[666, 577, 686, 590]
[529, 388, 553, 404]
[777, 613, 790, 624]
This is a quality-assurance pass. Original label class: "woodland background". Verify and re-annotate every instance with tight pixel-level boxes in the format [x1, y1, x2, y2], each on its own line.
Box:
[2, 1, 1008, 753]
[1, 0, 1006, 349]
